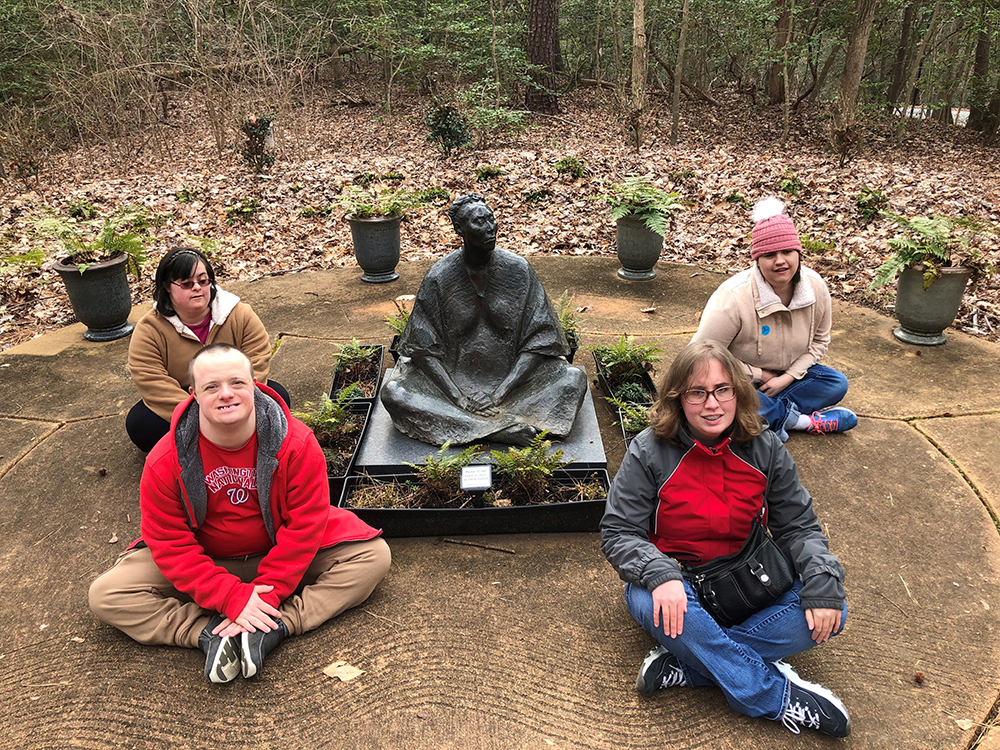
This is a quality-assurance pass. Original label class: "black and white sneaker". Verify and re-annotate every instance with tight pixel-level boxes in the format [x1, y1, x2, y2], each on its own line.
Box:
[199, 614, 241, 684]
[775, 661, 851, 738]
[635, 645, 688, 695]
[240, 620, 288, 679]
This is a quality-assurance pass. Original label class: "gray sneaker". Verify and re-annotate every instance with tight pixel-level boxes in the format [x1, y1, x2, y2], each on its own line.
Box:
[240, 620, 288, 679]
[776, 661, 851, 738]
[635, 645, 688, 695]
[198, 614, 241, 684]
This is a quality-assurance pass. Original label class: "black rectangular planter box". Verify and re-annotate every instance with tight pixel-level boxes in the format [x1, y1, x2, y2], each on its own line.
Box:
[339, 468, 610, 537]
[593, 352, 657, 402]
[327, 401, 373, 503]
[329, 345, 385, 402]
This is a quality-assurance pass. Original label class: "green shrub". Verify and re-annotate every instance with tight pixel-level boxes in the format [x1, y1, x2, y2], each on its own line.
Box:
[240, 115, 276, 173]
[523, 188, 551, 204]
[491, 431, 567, 500]
[801, 237, 834, 254]
[555, 157, 586, 180]
[413, 186, 451, 205]
[425, 102, 471, 157]
[175, 185, 200, 203]
[299, 204, 335, 218]
[856, 185, 888, 224]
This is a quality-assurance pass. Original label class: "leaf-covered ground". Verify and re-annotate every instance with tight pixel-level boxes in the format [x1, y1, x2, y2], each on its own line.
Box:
[2, 86, 999, 351]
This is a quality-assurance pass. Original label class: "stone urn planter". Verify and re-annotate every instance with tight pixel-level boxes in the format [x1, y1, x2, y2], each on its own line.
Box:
[346, 214, 402, 284]
[893, 265, 971, 346]
[615, 214, 664, 281]
[52, 252, 135, 341]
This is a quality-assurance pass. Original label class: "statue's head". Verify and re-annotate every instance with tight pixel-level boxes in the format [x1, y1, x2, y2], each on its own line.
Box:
[449, 194, 497, 258]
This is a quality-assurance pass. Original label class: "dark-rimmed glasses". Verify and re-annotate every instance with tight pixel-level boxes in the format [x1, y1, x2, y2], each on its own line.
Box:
[682, 385, 736, 405]
[172, 275, 211, 291]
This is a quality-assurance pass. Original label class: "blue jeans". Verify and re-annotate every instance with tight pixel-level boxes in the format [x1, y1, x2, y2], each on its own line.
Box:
[757, 364, 848, 440]
[625, 580, 847, 719]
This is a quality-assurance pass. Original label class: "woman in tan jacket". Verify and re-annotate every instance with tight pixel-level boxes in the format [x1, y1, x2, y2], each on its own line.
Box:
[125, 247, 288, 452]
[691, 199, 856, 441]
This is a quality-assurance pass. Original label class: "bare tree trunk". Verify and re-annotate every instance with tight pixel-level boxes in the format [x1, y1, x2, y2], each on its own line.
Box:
[781, 0, 795, 143]
[897, 0, 943, 142]
[888, 2, 916, 106]
[628, 0, 647, 149]
[769, 0, 792, 105]
[525, 0, 560, 113]
[968, 4, 992, 131]
[670, 0, 690, 145]
[809, 42, 843, 101]
[835, 0, 879, 124]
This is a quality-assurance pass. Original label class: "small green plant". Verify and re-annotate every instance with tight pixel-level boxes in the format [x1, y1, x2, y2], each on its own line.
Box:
[669, 168, 695, 183]
[801, 237, 835, 254]
[175, 185, 200, 202]
[383, 171, 405, 182]
[116, 204, 167, 232]
[476, 164, 505, 182]
[339, 186, 417, 219]
[870, 213, 997, 290]
[413, 186, 450, 205]
[354, 172, 378, 188]
[425, 102, 472, 157]
[334, 338, 375, 369]
[591, 334, 662, 377]
[226, 197, 261, 224]
[779, 169, 803, 196]
[608, 395, 651, 435]
[491, 431, 567, 502]
[555, 157, 586, 180]
[385, 298, 412, 335]
[599, 176, 683, 238]
[240, 115, 276, 173]
[615, 381, 650, 404]
[66, 198, 98, 220]
[292, 390, 364, 475]
[523, 188, 551, 204]
[856, 185, 888, 224]
[1, 249, 45, 271]
[726, 192, 750, 208]
[299, 204, 335, 218]
[405, 442, 484, 505]
[554, 290, 582, 343]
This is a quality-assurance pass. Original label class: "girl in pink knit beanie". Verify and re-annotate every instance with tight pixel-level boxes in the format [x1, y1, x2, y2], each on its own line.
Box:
[690, 197, 857, 439]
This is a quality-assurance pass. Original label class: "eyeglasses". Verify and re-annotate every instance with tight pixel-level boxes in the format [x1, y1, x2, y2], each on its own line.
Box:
[172, 275, 211, 291]
[682, 385, 736, 405]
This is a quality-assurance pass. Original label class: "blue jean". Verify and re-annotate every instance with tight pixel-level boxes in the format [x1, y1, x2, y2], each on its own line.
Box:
[625, 579, 847, 719]
[757, 364, 848, 440]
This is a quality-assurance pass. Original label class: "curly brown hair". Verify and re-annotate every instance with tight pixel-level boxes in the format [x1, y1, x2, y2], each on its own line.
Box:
[649, 341, 764, 444]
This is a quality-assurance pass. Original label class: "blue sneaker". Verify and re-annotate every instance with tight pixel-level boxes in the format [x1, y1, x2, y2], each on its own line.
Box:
[807, 408, 857, 435]
[635, 645, 688, 695]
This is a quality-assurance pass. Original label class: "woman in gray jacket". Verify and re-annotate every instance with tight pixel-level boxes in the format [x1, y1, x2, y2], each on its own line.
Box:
[600, 341, 850, 738]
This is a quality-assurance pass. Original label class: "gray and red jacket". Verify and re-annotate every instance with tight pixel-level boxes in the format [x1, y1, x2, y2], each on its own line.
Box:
[600, 426, 845, 612]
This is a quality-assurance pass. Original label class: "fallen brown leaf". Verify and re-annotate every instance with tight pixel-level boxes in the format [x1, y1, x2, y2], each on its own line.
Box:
[108, 533, 119, 544]
[323, 660, 365, 681]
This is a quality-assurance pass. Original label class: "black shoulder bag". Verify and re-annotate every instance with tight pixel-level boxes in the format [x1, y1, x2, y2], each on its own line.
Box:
[676, 504, 796, 628]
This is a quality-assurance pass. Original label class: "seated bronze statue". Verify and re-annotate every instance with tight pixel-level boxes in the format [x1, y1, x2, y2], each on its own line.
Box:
[381, 194, 587, 446]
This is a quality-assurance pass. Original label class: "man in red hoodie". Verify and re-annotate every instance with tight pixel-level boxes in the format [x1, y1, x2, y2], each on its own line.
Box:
[90, 343, 390, 683]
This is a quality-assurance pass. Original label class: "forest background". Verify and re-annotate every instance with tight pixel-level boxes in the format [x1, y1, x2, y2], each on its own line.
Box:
[1, 0, 1000, 351]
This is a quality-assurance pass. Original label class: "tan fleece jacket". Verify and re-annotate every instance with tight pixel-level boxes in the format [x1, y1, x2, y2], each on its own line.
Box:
[127, 288, 272, 420]
[691, 265, 832, 384]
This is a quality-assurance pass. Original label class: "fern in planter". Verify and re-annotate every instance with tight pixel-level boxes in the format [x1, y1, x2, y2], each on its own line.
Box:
[870, 213, 996, 290]
[591, 334, 662, 378]
[490, 431, 567, 504]
[599, 176, 683, 238]
[35, 216, 148, 278]
[339, 186, 418, 219]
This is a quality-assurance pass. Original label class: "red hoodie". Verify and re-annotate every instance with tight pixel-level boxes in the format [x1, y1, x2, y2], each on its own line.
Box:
[138, 383, 381, 622]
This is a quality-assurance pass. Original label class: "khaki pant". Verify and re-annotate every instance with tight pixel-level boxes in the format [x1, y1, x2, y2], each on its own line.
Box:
[89, 538, 391, 648]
